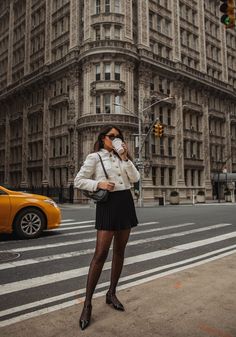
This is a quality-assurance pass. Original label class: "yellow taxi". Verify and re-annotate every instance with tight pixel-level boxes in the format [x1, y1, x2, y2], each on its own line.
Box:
[0, 185, 61, 239]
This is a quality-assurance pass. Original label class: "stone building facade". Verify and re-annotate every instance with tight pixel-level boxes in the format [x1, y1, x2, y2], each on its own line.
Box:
[0, 0, 236, 200]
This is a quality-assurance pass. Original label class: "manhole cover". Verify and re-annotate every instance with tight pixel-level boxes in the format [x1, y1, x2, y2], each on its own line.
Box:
[0, 251, 20, 263]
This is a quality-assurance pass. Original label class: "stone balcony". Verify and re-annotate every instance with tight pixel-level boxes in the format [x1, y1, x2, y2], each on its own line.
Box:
[90, 80, 125, 95]
[76, 113, 138, 130]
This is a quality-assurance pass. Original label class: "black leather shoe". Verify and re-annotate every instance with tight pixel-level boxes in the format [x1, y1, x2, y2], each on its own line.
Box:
[106, 292, 125, 311]
[79, 304, 92, 330]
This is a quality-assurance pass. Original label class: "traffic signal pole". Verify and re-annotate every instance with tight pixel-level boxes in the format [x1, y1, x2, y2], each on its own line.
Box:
[114, 96, 173, 207]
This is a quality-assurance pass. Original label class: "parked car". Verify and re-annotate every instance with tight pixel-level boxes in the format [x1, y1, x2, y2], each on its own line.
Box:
[0, 185, 61, 239]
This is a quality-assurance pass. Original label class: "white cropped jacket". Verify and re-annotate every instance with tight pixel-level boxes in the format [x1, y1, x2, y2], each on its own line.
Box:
[74, 149, 140, 192]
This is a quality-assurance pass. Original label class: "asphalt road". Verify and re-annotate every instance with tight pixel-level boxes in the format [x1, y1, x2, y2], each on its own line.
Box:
[0, 203, 236, 328]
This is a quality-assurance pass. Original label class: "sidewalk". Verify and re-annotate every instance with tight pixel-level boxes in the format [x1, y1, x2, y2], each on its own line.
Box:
[59, 199, 236, 209]
[1, 253, 235, 337]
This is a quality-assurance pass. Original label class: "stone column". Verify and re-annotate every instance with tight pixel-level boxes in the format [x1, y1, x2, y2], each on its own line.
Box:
[83, 0, 91, 42]
[225, 104, 232, 172]
[4, 107, 10, 185]
[201, 91, 212, 197]
[67, 66, 80, 183]
[138, 65, 154, 201]
[171, 0, 181, 62]
[137, 0, 149, 48]
[219, 25, 228, 82]
[124, 0, 133, 41]
[7, 0, 14, 86]
[45, 0, 52, 64]
[69, 0, 80, 50]
[20, 95, 29, 187]
[173, 81, 185, 192]
[24, 0, 31, 75]
[197, 0, 207, 72]
[42, 84, 50, 186]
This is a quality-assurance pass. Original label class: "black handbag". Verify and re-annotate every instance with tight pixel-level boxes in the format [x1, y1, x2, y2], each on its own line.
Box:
[82, 153, 109, 203]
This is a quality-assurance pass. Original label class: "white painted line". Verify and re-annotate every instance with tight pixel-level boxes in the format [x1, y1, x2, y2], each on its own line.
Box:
[61, 219, 75, 223]
[8, 223, 232, 253]
[52, 221, 159, 231]
[42, 222, 195, 239]
[1, 231, 236, 296]
[129, 223, 233, 246]
[59, 220, 95, 226]
[0, 224, 198, 270]
[1, 244, 235, 318]
[0, 247, 235, 327]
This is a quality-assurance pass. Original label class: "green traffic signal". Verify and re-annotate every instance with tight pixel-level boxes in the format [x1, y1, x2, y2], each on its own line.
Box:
[220, 0, 235, 28]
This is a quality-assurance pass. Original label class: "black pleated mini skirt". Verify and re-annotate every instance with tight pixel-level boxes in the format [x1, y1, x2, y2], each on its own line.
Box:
[95, 189, 138, 231]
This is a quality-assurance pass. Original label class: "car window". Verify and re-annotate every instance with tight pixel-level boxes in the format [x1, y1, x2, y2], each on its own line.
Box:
[0, 190, 7, 195]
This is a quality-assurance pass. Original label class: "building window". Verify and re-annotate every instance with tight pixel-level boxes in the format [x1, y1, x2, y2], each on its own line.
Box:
[167, 109, 171, 125]
[95, 0, 100, 14]
[168, 138, 172, 156]
[95, 27, 101, 40]
[96, 96, 101, 114]
[114, 0, 120, 13]
[114, 25, 121, 39]
[159, 107, 163, 123]
[169, 168, 173, 185]
[105, 0, 110, 13]
[95, 64, 100, 80]
[104, 94, 111, 113]
[115, 63, 120, 80]
[160, 138, 164, 156]
[160, 167, 165, 186]
[115, 95, 121, 113]
[104, 25, 111, 39]
[104, 63, 111, 80]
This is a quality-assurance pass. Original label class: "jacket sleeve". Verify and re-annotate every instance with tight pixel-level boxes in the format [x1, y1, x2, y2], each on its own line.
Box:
[123, 160, 140, 183]
[74, 154, 99, 192]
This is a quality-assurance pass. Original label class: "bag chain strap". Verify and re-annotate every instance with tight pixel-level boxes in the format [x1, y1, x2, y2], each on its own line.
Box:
[97, 153, 109, 179]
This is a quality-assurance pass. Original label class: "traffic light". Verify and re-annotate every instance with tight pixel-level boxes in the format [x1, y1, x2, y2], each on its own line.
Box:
[220, 0, 235, 28]
[153, 123, 164, 137]
[153, 123, 159, 136]
[158, 123, 164, 137]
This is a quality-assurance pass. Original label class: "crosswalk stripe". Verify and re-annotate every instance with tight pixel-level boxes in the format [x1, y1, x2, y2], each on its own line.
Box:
[0, 247, 235, 327]
[61, 219, 75, 223]
[7, 223, 233, 253]
[40, 222, 196, 239]
[1, 231, 236, 296]
[53, 221, 159, 231]
[59, 220, 95, 226]
[0, 223, 197, 271]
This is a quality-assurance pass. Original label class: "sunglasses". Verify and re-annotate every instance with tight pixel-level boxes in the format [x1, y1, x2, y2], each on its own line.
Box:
[105, 134, 122, 141]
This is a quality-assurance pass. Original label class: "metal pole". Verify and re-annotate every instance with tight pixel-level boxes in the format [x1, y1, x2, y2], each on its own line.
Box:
[113, 96, 173, 208]
[138, 106, 143, 207]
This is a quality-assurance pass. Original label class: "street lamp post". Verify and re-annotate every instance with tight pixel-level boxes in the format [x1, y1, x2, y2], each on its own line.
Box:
[114, 96, 173, 207]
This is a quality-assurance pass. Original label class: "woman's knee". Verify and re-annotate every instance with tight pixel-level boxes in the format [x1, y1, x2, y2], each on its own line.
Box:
[93, 248, 109, 264]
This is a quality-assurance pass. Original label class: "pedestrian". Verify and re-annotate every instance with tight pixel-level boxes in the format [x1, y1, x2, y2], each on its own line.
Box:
[74, 125, 140, 330]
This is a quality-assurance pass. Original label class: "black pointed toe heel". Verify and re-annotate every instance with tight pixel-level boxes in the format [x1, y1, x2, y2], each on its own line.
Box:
[79, 304, 92, 330]
[106, 292, 125, 311]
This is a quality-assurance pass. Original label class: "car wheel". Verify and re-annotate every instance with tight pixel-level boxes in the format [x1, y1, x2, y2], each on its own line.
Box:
[14, 208, 46, 239]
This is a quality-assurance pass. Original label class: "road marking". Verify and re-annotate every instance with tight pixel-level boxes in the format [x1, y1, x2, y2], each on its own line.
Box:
[59, 220, 95, 226]
[129, 223, 233, 246]
[8, 223, 232, 253]
[61, 219, 75, 223]
[42, 222, 195, 239]
[1, 231, 236, 296]
[52, 221, 159, 231]
[0, 247, 235, 327]
[0, 223, 197, 270]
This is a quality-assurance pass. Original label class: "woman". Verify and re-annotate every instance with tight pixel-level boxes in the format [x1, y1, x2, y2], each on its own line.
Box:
[74, 125, 140, 330]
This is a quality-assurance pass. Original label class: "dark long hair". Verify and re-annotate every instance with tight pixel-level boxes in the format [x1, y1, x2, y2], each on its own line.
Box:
[94, 125, 132, 160]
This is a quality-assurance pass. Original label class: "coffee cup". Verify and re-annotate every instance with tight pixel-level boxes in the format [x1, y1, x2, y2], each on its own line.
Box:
[112, 138, 124, 155]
